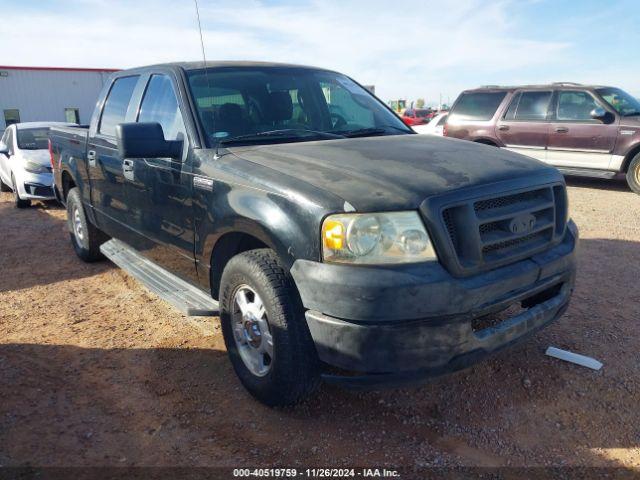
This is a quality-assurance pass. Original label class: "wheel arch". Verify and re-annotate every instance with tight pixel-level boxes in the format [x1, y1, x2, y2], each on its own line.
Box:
[473, 137, 499, 147]
[61, 169, 76, 201]
[207, 225, 288, 301]
[200, 214, 308, 299]
[622, 143, 640, 172]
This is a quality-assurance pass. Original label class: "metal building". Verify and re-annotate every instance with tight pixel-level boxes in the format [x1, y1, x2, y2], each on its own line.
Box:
[0, 66, 118, 134]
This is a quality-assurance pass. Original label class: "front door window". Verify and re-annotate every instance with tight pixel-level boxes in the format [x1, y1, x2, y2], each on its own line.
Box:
[556, 91, 600, 122]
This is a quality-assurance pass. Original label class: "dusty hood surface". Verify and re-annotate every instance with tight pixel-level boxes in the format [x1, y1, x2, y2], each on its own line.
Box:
[229, 134, 560, 211]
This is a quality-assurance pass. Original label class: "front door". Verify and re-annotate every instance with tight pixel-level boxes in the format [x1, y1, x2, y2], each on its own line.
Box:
[496, 90, 553, 162]
[547, 90, 619, 169]
[88, 75, 141, 242]
[122, 73, 198, 285]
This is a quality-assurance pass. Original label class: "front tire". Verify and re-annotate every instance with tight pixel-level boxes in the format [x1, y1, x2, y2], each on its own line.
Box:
[219, 249, 319, 407]
[66, 187, 107, 262]
[11, 173, 30, 208]
[626, 154, 640, 195]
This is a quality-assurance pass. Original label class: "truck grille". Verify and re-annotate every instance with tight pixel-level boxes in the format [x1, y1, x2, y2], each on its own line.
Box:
[439, 184, 567, 275]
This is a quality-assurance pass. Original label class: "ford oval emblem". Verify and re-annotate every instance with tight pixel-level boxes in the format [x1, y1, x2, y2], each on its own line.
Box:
[509, 213, 536, 234]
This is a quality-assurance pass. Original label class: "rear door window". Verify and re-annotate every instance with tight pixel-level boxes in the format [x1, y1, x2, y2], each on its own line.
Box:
[138, 75, 186, 141]
[99, 76, 140, 136]
[450, 92, 506, 121]
[507, 91, 552, 121]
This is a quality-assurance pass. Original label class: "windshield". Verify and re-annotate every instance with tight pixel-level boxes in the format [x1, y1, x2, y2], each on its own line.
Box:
[186, 67, 412, 146]
[17, 128, 50, 150]
[596, 87, 640, 116]
[415, 110, 431, 118]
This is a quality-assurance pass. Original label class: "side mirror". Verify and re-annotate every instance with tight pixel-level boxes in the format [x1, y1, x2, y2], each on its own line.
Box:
[115, 122, 182, 160]
[0, 143, 9, 157]
[590, 107, 615, 124]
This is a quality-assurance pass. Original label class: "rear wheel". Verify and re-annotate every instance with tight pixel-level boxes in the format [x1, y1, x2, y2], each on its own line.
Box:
[11, 173, 30, 208]
[626, 154, 640, 195]
[219, 249, 319, 407]
[66, 187, 107, 262]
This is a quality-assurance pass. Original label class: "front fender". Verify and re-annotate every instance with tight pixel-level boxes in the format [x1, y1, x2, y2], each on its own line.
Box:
[194, 181, 328, 291]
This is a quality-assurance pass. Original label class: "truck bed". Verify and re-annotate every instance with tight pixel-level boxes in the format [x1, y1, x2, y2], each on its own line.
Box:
[49, 125, 90, 203]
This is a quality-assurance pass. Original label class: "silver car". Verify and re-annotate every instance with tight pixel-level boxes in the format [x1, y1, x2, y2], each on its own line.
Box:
[0, 122, 75, 208]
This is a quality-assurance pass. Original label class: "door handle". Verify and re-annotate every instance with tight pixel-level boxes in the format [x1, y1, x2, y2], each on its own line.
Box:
[122, 159, 135, 181]
[87, 150, 97, 167]
[497, 125, 510, 131]
[555, 127, 569, 133]
[123, 159, 134, 172]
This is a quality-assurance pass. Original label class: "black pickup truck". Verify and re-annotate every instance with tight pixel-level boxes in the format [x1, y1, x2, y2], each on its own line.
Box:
[51, 62, 578, 406]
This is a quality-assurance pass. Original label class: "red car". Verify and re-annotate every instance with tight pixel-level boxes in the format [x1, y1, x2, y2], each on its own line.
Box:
[401, 108, 432, 126]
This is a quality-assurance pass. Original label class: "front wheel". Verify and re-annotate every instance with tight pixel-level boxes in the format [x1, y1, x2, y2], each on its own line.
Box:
[66, 187, 107, 262]
[0, 176, 11, 192]
[219, 249, 319, 407]
[626, 154, 640, 195]
[11, 173, 30, 208]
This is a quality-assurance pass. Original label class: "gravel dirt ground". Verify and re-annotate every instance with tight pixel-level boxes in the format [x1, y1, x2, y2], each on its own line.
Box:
[0, 178, 639, 471]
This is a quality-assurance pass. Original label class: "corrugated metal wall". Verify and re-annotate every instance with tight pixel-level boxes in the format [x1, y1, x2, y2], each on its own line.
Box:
[0, 68, 114, 133]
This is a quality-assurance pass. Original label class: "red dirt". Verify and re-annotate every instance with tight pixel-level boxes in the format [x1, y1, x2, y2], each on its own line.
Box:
[1, 178, 639, 469]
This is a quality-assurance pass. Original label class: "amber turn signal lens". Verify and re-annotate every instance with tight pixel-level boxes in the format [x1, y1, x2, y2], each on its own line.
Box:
[323, 219, 345, 250]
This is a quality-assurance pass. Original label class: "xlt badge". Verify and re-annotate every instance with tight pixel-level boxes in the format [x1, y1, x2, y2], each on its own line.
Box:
[193, 176, 214, 191]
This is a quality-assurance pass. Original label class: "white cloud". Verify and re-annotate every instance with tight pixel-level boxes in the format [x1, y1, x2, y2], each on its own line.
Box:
[2, 0, 573, 102]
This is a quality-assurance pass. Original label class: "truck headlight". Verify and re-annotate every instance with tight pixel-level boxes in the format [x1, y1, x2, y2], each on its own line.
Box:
[321, 211, 437, 264]
[24, 161, 49, 174]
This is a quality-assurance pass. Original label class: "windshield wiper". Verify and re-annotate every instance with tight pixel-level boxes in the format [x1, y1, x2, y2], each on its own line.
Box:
[218, 129, 345, 146]
[335, 125, 411, 138]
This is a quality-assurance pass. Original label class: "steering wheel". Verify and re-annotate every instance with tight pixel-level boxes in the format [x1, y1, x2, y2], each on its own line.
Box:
[330, 113, 347, 129]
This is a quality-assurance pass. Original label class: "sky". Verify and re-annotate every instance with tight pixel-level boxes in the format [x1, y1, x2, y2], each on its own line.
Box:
[1, 0, 638, 105]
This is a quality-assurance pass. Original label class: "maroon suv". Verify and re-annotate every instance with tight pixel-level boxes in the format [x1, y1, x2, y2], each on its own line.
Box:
[445, 82, 640, 194]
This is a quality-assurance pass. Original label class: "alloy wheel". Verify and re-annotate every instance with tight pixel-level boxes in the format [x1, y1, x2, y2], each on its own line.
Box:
[231, 285, 274, 377]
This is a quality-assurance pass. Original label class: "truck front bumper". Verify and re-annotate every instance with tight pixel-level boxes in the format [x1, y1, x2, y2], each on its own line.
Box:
[291, 223, 578, 388]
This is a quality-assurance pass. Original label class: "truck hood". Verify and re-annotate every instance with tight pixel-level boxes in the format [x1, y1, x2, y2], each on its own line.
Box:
[229, 135, 559, 211]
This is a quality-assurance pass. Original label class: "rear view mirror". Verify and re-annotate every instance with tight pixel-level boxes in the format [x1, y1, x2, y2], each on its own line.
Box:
[0, 143, 9, 156]
[116, 122, 182, 160]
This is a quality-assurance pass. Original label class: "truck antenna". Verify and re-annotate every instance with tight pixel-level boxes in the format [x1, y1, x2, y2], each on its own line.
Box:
[193, 0, 218, 156]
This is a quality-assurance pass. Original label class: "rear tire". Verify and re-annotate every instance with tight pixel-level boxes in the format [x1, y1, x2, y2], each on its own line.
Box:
[11, 173, 30, 208]
[66, 187, 107, 262]
[626, 154, 640, 195]
[219, 249, 320, 407]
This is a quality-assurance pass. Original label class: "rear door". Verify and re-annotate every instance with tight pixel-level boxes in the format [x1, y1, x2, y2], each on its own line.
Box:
[496, 90, 552, 162]
[122, 73, 197, 284]
[87, 75, 141, 241]
[546, 89, 619, 169]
